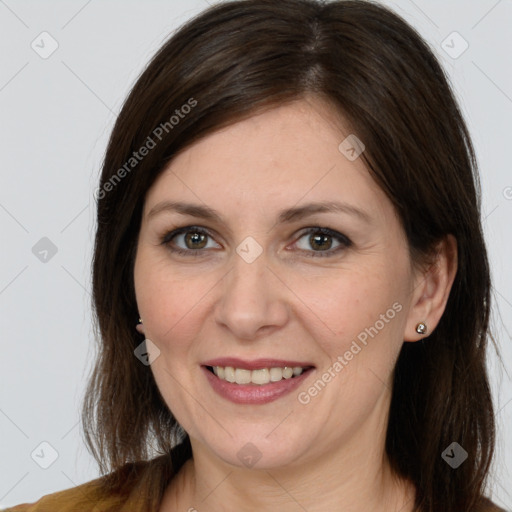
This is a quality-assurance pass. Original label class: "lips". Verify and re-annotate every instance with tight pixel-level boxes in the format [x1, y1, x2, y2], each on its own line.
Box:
[201, 357, 315, 371]
[202, 364, 315, 404]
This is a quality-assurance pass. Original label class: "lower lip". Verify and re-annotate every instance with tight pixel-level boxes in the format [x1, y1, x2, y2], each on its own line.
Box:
[202, 366, 314, 404]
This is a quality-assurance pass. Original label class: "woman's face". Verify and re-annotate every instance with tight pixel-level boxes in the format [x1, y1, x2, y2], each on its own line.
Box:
[134, 97, 424, 470]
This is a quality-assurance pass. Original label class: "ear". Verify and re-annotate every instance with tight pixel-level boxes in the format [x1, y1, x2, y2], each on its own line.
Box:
[136, 319, 145, 335]
[404, 234, 458, 342]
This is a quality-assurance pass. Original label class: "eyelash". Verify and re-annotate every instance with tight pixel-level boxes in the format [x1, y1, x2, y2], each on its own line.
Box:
[160, 225, 352, 258]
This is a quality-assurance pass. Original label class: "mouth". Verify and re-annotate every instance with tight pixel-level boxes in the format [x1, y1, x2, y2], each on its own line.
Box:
[201, 362, 316, 405]
[203, 364, 315, 386]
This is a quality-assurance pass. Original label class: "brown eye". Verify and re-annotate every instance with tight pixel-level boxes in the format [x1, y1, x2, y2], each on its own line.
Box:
[293, 227, 352, 257]
[162, 226, 220, 256]
[309, 233, 333, 251]
[183, 231, 208, 250]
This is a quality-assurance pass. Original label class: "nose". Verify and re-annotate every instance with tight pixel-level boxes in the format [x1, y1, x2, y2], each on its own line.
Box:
[214, 249, 289, 340]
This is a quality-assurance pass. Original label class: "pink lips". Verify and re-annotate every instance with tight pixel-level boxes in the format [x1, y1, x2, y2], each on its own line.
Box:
[201, 359, 315, 405]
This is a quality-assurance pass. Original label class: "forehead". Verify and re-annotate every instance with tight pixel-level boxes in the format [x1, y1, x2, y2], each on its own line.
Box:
[144, 98, 390, 223]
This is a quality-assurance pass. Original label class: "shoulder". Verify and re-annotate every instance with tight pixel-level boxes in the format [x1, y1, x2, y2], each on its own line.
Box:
[4, 456, 162, 512]
[6, 442, 189, 512]
[4, 475, 121, 512]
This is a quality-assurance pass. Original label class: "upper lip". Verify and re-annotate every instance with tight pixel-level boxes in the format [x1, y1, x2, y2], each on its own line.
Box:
[202, 357, 315, 370]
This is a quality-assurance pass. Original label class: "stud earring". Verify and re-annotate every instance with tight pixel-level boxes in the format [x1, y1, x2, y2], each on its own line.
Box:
[136, 317, 144, 334]
[415, 322, 427, 335]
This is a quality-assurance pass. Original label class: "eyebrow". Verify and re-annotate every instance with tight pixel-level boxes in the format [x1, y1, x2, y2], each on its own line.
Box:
[147, 200, 372, 225]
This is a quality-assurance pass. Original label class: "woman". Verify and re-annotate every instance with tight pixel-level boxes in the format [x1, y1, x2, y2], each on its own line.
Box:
[8, 0, 507, 511]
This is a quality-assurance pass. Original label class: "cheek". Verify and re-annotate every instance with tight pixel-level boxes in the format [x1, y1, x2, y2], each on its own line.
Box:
[134, 252, 216, 352]
[297, 269, 409, 422]
[141, 279, 197, 345]
[293, 259, 410, 372]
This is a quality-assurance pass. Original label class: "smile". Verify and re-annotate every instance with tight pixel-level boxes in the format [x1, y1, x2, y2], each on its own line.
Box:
[202, 364, 315, 405]
[207, 365, 309, 385]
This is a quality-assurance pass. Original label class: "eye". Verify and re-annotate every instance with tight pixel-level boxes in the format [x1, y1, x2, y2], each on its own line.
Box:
[161, 226, 220, 256]
[291, 227, 352, 257]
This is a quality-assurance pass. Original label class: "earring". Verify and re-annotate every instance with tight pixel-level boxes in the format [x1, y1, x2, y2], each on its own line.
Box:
[136, 316, 144, 334]
[138, 317, 143, 324]
[415, 322, 427, 335]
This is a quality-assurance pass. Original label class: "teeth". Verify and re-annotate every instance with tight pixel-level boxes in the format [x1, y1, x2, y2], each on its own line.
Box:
[224, 366, 235, 383]
[269, 367, 283, 382]
[251, 368, 269, 385]
[235, 368, 252, 384]
[211, 365, 306, 385]
[283, 367, 294, 379]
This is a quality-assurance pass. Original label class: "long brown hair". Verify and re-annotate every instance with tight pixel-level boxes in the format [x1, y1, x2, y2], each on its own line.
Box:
[82, 1, 499, 510]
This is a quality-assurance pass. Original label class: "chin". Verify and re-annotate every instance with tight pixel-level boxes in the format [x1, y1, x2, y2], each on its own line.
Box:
[203, 433, 306, 471]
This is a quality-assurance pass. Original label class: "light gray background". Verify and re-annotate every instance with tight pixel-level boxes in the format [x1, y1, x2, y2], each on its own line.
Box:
[0, 0, 511, 509]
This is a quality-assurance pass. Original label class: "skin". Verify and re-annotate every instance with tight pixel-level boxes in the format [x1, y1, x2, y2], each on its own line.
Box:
[133, 96, 458, 512]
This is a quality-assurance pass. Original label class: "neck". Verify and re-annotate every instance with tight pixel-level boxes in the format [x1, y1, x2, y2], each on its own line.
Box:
[160, 407, 417, 512]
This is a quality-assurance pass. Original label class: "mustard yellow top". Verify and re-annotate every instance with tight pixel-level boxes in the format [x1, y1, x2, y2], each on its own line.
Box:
[6, 477, 136, 512]
[5, 453, 173, 512]
[5, 452, 509, 512]
[5, 470, 149, 512]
